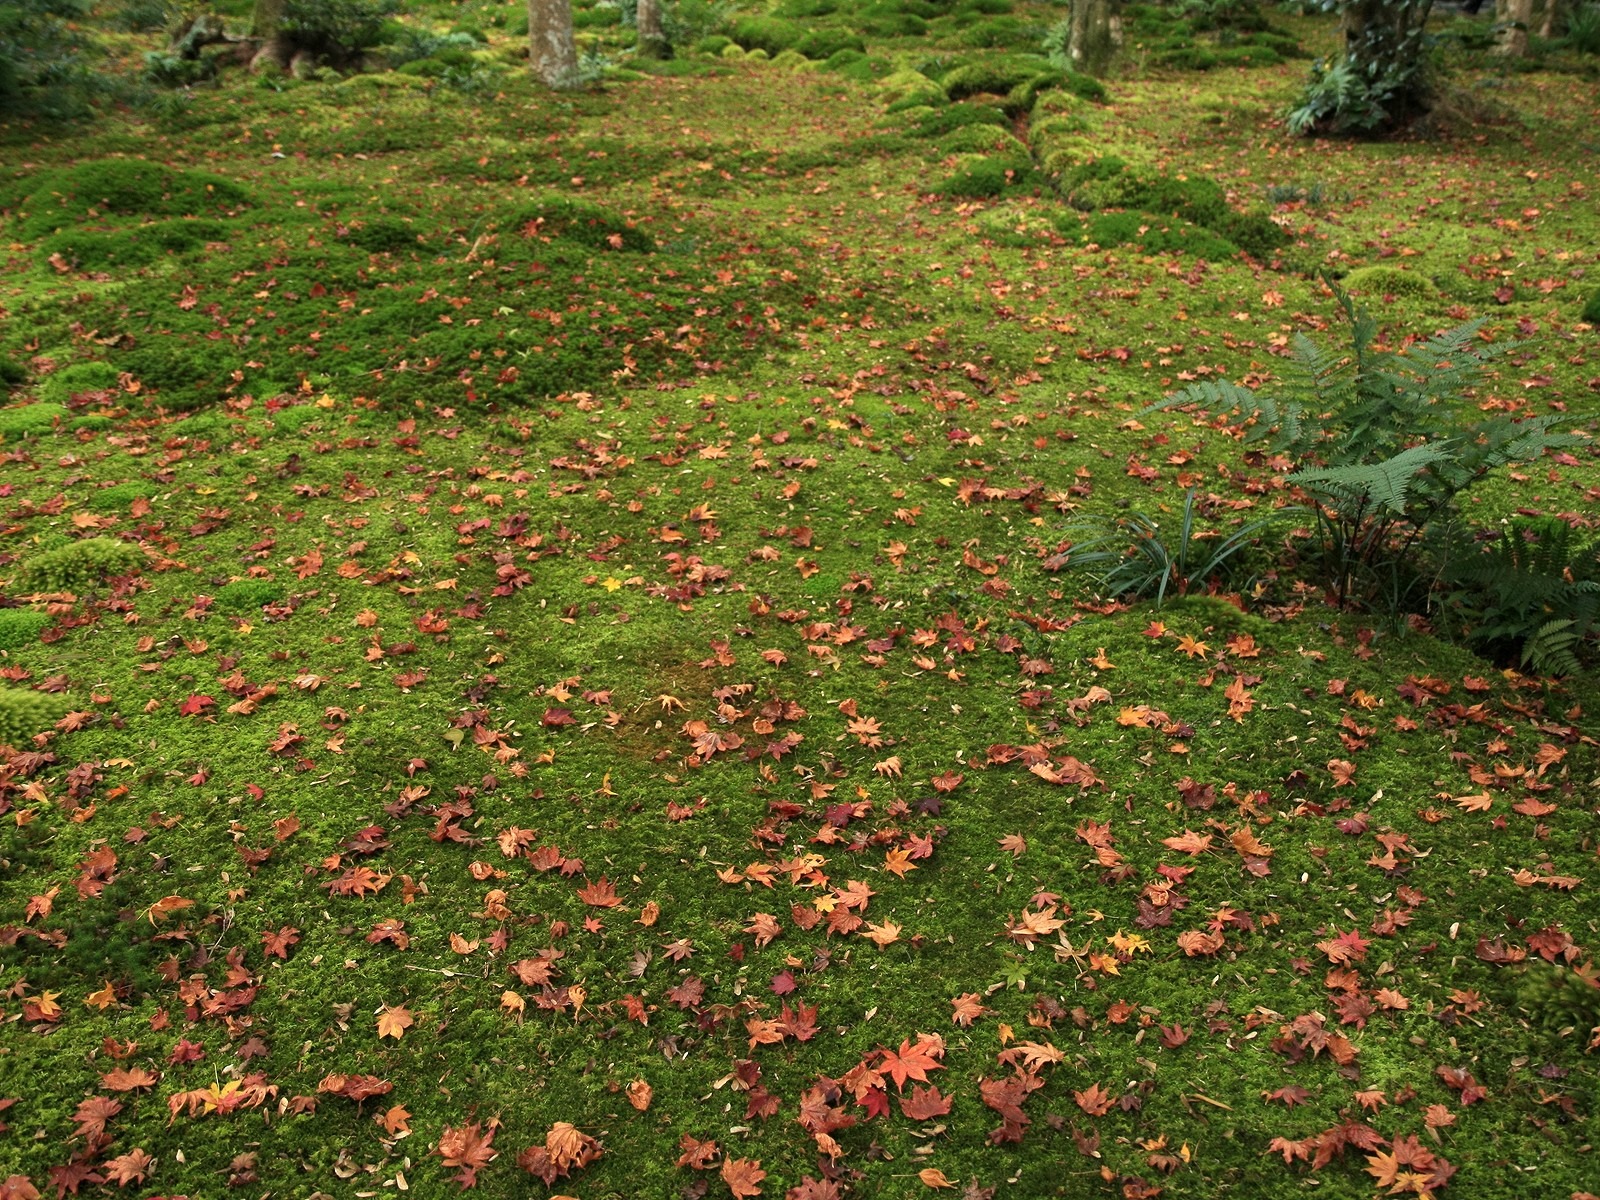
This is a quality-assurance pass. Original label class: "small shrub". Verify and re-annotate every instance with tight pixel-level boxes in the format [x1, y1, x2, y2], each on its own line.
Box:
[0, 403, 67, 439]
[0, 609, 52, 650]
[1516, 960, 1600, 1035]
[1445, 517, 1600, 675]
[1582, 286, 1600, 325]
[280, 0, 398, 63]
[19, 536, 144, 591]
[1143, 286, 1578, 611]
[0, 688, 70, 749]
[1063, 490, 1283, 605]
[142, 49, 219, 87]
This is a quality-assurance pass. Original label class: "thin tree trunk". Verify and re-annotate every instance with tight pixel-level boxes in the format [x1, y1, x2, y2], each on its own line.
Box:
[529, 0, 579, 88]
[1067, 0, 1122, 76]
[250, 0, 293, 72]
[1496, 0, 1533, 53]
[637, 0, 670, 59]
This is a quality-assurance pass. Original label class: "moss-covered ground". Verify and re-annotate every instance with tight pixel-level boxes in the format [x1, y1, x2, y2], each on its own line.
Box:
[1, 3, 1599, 1198]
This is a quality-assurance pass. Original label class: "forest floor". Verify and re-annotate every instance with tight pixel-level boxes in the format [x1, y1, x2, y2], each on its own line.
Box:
[1, 3, 1599, 1198]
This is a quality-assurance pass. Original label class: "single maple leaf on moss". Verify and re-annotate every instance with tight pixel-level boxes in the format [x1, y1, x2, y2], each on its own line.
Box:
[376, 1005, 414, 1040]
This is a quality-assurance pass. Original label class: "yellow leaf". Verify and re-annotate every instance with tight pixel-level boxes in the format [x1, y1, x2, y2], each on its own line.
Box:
[85, 981, 118, 1010]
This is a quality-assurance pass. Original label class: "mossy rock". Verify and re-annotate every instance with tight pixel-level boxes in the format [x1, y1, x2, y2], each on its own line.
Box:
[936, 123, 1027, 156]
[17, 160, 250, 240]
[936, 153, 1038, 198]
[974, 202, 1059, 246]
[720, 42, 748, 58]
[1343, 265, 1440, 298]
[39, 217, 229, 270]
[795, 29, 865, 59]
[862, 13, 928, 36]
[746, 48, 772, 61]
[18, 537, 144, 591]
[1031, 112, 1094, 139]
[823, 50, 889, 81]
[38, 361, 119, 404]
[0, 402, 68, 440]
[909, 102, 1007, 137]
[0, 609, 52, 650]
[84, 480, 156, 513]
[336, 215, 424, 254]
[729, 16, 804, 54]
[500, 197, 653, 252]
[939, 55, 1050, 100]
[1079, 210, 1241, 259]
[876, 68, 947, 107]
[0, 688, 70, 749]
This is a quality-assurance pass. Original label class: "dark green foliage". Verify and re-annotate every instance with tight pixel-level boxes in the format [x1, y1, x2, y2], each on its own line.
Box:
[572, 4, 622, 26]
[0, 0, 97, 118]
[1582, 285, 1600, 324]
[0, 687, 68, 747]
[0, 608, 52, 650]
[501, 196, 654, 252]
[1567, 2, 1600, 54]
[1287, 0, 1434, 136]
[795, 28, 865, 59]
[0, 354, 26, 386]
[1144, 287, 1578, 610]
[729, 15, 802, 54]
[958, 0, 1012, 13]
[1516, 960, 1600, 1035]
[953, 16, 1036, 50]
[1445, 518, 1600, 675]
[1064, 490, 1284, 604]
[39, 217, 229, 269]
[113, 338, 223, 408]
[214, 578, 287, 613]
[280, 0, 399, 63]
[0, 402, 66, 438]
[18, 536, 144, 591]
[861, 12, 927, 37]
[142, 48, 220, 88]
[14, 159, 250, 240]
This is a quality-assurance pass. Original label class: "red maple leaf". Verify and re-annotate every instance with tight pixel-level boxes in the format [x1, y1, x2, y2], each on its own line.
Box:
[877, 1034, 945, 1091]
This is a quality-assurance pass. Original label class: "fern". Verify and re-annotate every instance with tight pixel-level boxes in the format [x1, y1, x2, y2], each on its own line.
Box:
[1138, 284, 1584, 616]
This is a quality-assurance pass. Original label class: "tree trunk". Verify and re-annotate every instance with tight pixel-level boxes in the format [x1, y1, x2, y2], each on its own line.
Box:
[1537, 0, 1557, 39]
[1067, 0, 1122, 76]
[637, 0, 670, 59]
[250, 0, 293, 72]
[1495, 0, 1533, 52]
[529, 0, 579, 88]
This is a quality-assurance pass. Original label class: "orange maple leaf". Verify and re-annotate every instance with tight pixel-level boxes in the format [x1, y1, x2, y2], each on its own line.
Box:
[376, 1005, 414, 1040]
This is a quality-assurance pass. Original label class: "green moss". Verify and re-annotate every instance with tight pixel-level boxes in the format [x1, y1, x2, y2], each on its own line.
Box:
[500, 196, 654, 252]
[0, 688, 69, 747]
[16, 159, 251, 240]
[938, 54, 1050, 100]
[84, 480, 156, 512]
[1342, 265, 1440, 298]
[729, 15, 803, 55]
[18, 536, 144, 591]
[1581, 286, 1600, 324]
[794, 28, 865, 60]
[1079, 210, 1241, 259]
[335, 214, 425, 253]
[0, 609, 52, 650]
[38, 217, 230, 270]
[37, 362, 120, 405]
[0, 354, 27, 387]
[0, 402, 68, 439]
[213, 579, 288, 613]
[936, 153, 1038, 197]
[909, 102, 1006, 137]
[936, 123, 1027, 156]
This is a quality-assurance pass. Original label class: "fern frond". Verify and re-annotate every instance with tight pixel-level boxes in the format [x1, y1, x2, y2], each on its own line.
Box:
[1292, 441, 1453, 514]
[1526, 618, 1583, 677]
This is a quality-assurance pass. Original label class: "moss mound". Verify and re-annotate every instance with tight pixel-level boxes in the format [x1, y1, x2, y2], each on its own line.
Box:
[1343, 265, 1440, 298]
[0, 403, 68, 439]
[15, 159, 250, 240]
[501, 197, 654, 252]
[0, 609, 53, 650]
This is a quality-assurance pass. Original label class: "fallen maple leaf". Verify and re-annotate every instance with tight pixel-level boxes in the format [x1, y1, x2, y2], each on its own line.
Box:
[437, 1120, 497, 1187]
[918, 1167, 956, 1189]
[376, 1005, 414, 1040]
[721, 1156, 766, 1198]
[1073, 1082, 1115, 1116]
